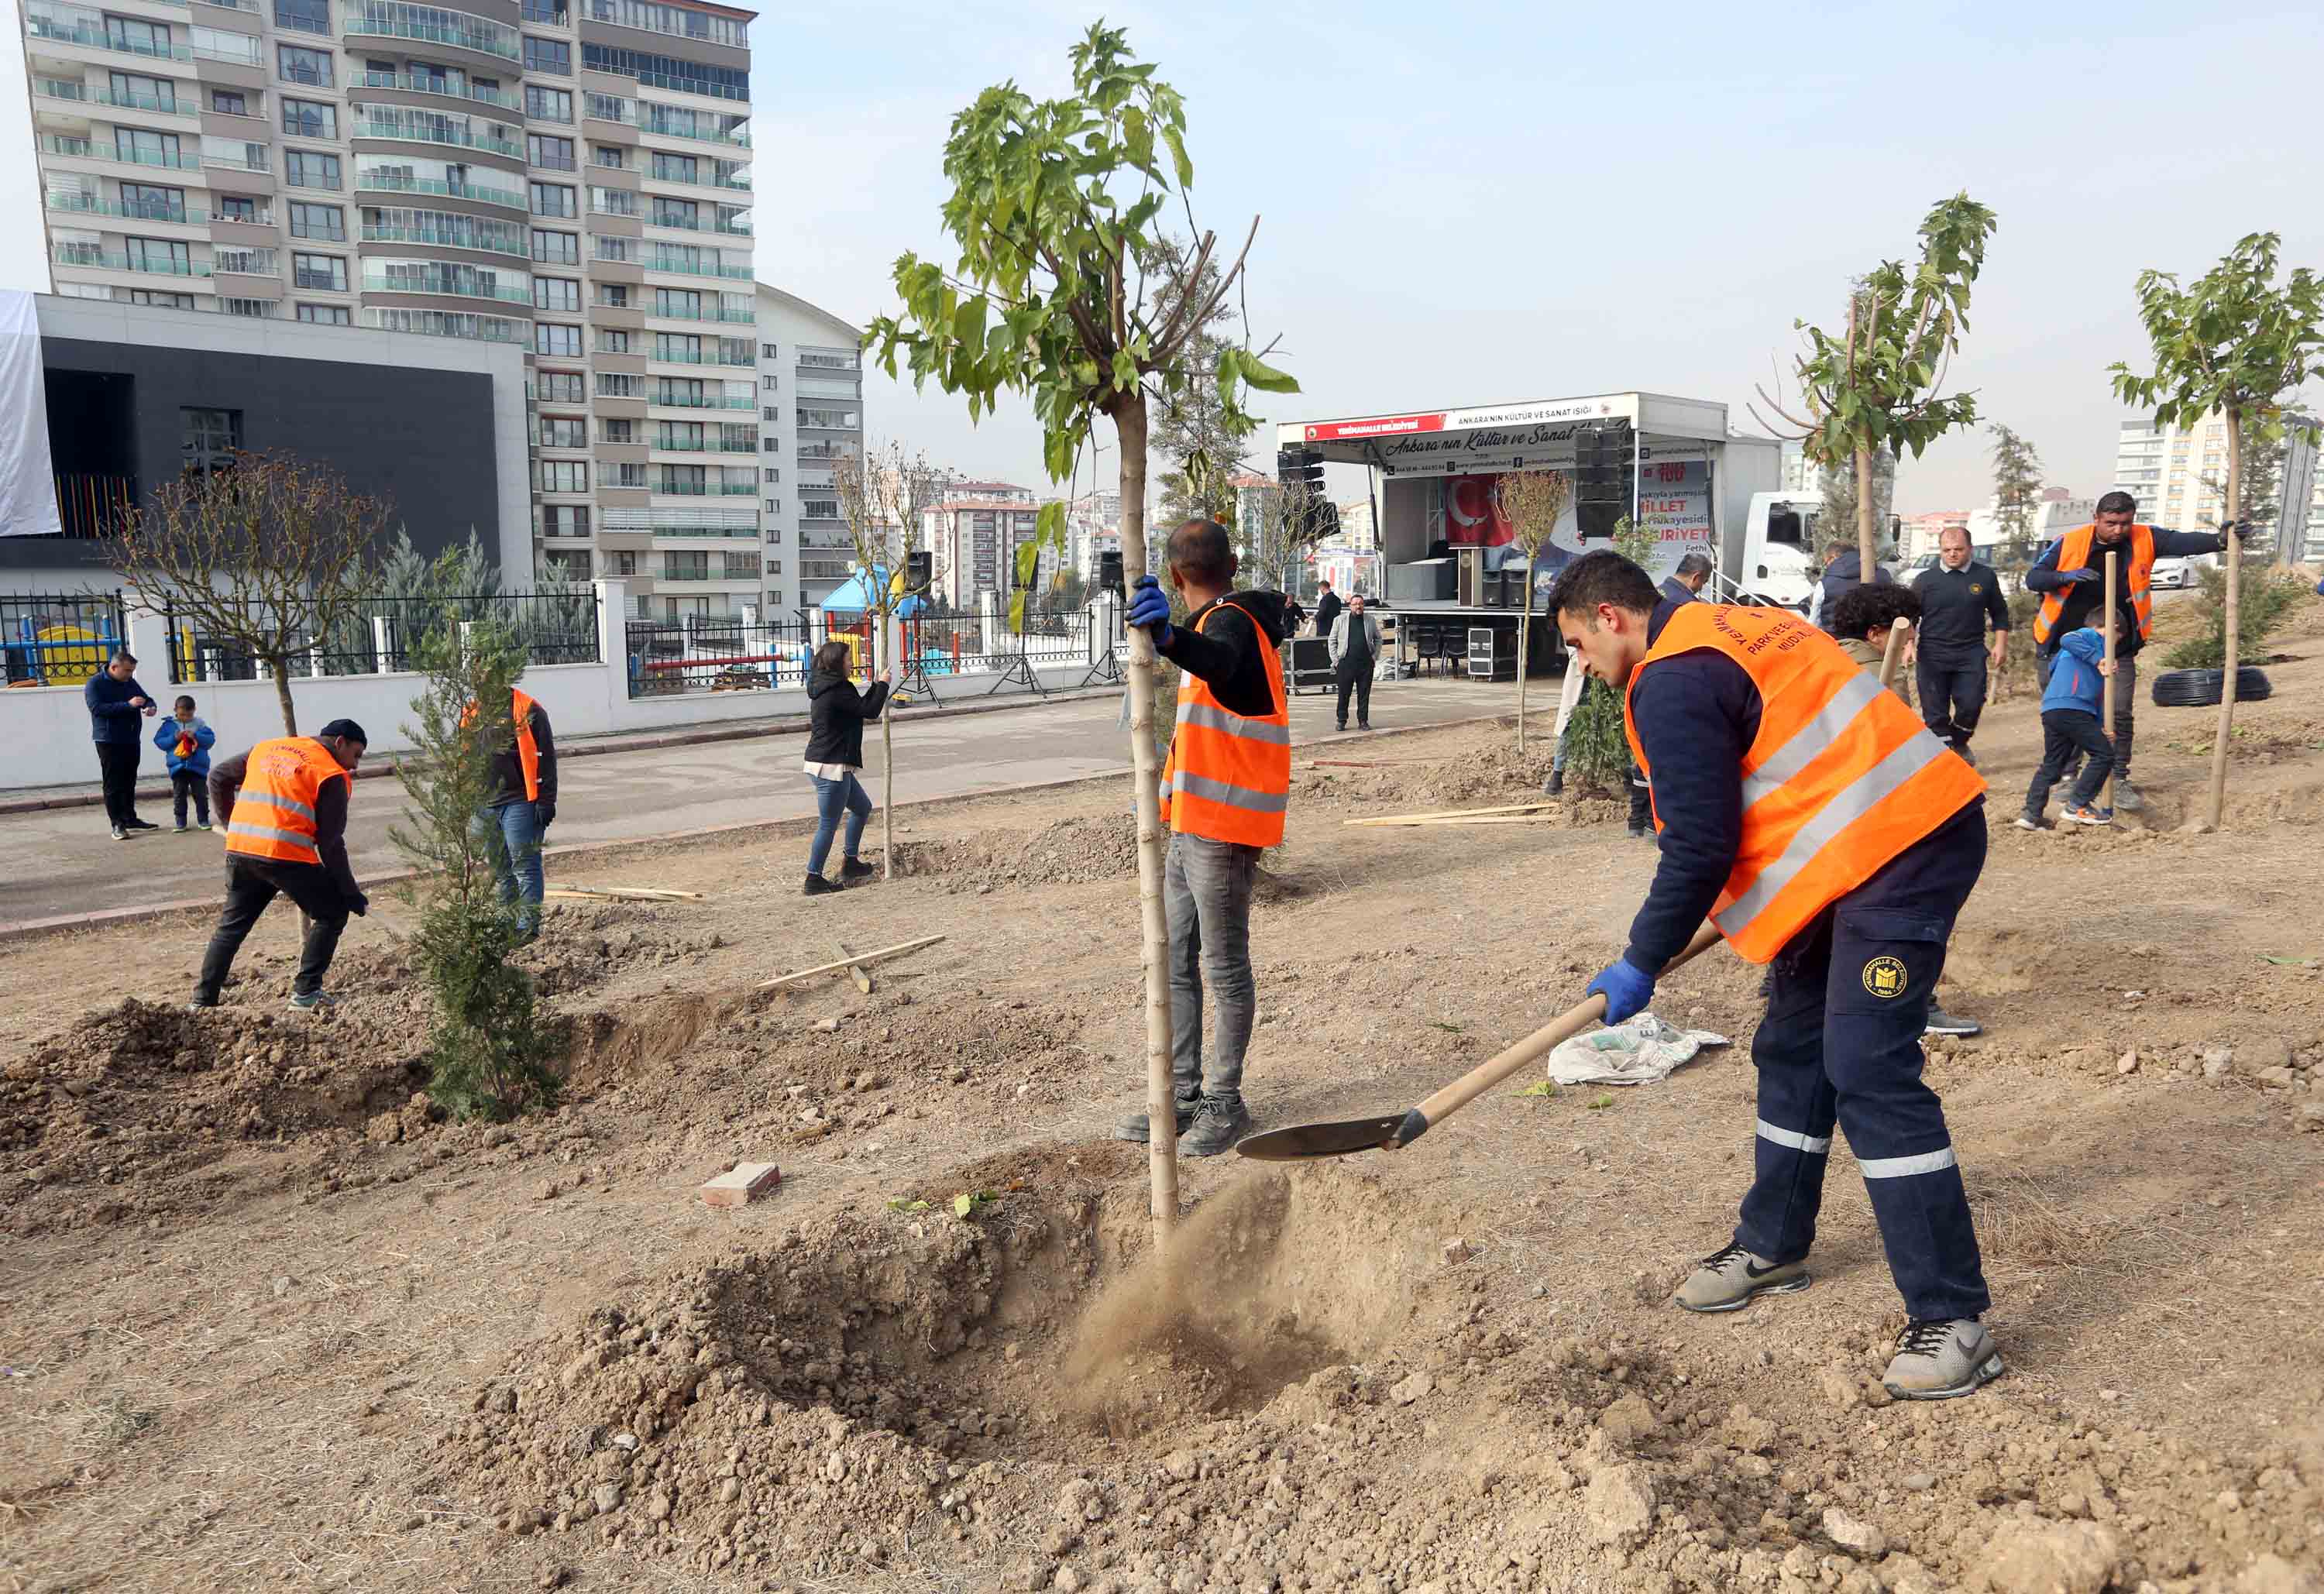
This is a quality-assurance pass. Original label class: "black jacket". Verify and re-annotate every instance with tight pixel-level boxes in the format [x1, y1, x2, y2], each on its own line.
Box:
[1312, 589, 1344, 638]
[209, 747, 363, 905]
[1911, 561, 2011, 658]
[486, 698, 558, 809]
[804, 669, 890, 768]
[1159, 589, 1289, 718]
[1813, 549, 1894, 634]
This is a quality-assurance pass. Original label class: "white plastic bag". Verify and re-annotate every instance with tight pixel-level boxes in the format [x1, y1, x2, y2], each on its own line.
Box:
[1546, 1012, 1729, 1087]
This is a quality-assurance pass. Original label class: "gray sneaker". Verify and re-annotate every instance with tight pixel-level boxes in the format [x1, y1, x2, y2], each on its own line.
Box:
[1674, 1242, 1811, 1314]
[1923, 1006, 1982, 1037]
[2113, 778, 2144, 814]
[1883, 1318, 2005, 1400]
[1115, 1094, 1199, 1144]
[287, 991, 337, 1012]
[1178, 1097, 1252, 1158]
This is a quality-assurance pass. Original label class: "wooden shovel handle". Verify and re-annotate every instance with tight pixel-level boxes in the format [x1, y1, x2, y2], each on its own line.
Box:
[1392, 920, 1726, 1146]
[1879, 617, 1912, 689]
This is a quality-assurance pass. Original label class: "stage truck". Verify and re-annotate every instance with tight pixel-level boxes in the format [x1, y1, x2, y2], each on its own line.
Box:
[1277, 392, 1817, 680]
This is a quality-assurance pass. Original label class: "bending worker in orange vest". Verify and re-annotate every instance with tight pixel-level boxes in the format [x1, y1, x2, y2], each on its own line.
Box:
[1112, 519, 1292, 1158]
[1551, 551, 2003, 1400]
[188, 719, 370, 1012]
[473, 687, 558, 943]
[2024, 490, 2251, 813]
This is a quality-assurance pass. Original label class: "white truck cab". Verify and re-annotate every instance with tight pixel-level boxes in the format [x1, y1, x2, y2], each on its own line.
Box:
[1734, 493, 1822, 610]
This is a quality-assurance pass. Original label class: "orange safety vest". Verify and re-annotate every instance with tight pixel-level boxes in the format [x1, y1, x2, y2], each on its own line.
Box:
[1157, 600, 1291, 847]
[224, 737, 352, 867]
[1624, 605, 1985, 965]
[462, 688, 544, 800]
[2032, 524, 2154, 647]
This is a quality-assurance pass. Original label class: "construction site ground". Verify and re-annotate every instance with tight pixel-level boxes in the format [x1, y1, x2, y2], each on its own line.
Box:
[5, 595, 2324, 1594]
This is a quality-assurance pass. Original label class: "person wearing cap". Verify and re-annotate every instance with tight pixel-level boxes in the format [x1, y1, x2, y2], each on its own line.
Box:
[190, 719, 371, 1012]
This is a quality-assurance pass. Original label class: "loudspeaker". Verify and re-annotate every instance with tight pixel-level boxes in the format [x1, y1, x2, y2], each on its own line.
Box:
[1096, 550, 1123, 597]
[1574, 421, 1635, 541]
[906, 549, 933, 592]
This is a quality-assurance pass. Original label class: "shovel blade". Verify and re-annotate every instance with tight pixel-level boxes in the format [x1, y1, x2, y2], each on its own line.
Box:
[1235, 1114, 1409, 1162]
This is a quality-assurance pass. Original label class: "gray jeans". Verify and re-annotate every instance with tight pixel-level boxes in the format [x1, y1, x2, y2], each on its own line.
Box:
[2037, 650, 2138, 777]
[1165, 831, 1261, 1105]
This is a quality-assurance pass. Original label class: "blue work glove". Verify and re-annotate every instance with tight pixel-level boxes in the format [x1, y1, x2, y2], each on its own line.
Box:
[2062, 566, 2102, 585]
[1585, 957, 1655, 1025]
[1126, 575, 1173, 647]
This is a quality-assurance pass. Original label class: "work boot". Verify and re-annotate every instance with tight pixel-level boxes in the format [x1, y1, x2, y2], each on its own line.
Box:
[1178, 1096, 1252, 1158]
[1545, 768, 1565, 797]
[1923, 1007, 1982, 1037]
[1115, 1092, 1200, 1144]
[1674, 1242, 1811, 1314]
[2113, 777, 2144, 814]
[1356, 719, 1370, 731]
[840, 857, 876, 881]
[1954, 744, 1978, 769]
[1883, 1318, 2005, 1400]
[288, 991, 336, 1012]
[803, 874, 841, 896]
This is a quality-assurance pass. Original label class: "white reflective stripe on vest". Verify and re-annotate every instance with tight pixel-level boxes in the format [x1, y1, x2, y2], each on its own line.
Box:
[1175, 700, 1291, 744]
[1755, 1118, 1833, 1154]
[1740, 672, 1886, 810]
[241, 788, 318, 821]
[1858, 1146, 1958, 1179]
[1169, 770, 1290, 814]
[227, 821, 320, 854]
[1717, 730, 1950, 933]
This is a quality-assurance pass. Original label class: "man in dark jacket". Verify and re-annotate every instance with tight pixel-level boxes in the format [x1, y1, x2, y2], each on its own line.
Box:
[2023, 492, 2250, 812]
[1310, 580, 1343, 641]
[85, 650, 160, 840]
[800, 641, 893, 895]
[476, 689, 558, 943]
[1810, 545, 1895, 634]
[1115, 520, 1290, 1158]
[1910, 527, 2010, 766]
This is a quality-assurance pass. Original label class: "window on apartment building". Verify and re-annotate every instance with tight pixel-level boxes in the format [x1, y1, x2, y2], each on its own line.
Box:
[215, 194, 260, 223]
[536, 369, 584, 402]
[722, 551, 759, 579]
[181, 407, 242, 474]
[105, 15, 169, 53]
[523, 36, 570, 73]
[761, 405, 776, 422]
[531, 228, 579, 265]
[122, 237, 189, 275]
[535, 322, 583, 356]
[108, 70, 176, 111]
[290, 252, 346, 290]
[287, 201, 344, 241]
[763, 496, 778, 510]
[651, 152, 698, 184]
[761, 436, 779, 452]
[528, 133, 576, 170]
[277, 44, 332, 86]
[525, 84, 573, 122]
[119, 183, 185, 223]
[597, 329, 633, 354]
[760, 342, 777, 359]
[594, 372, 641, 397]
[125, 290, 198, 310]
[592, 145, 627, 169]
[535, 460, 589, 493]
[610, 462, 646, 488]
[529, 181, 576, 218]
[281, 98, 336, 139]
[600, 417, 635, 443]
[608, 550, 638, 575]
[663, 550, 709, 580]
[296, 302, 352, 325]
[533, 277, 579, 311]
[115, 126, 180, 165]
[222, 297, 274, 318]
[597, 283, 631, 307]
[521, 0, 569, 22]
[538, 415, 586, 448]
[209, 88, 250, 115]
[283, 150, 341, 190]
[761, 375, 779, 391]
[274, 0, 329, 33]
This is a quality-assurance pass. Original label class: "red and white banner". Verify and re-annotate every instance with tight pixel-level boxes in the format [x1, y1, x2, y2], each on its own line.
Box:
[1442, 473, 1515, 548]
[1304, 411, 1446, 442]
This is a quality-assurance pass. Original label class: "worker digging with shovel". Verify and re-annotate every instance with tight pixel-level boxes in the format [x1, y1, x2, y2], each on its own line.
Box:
[1551, 550, 2003, 1401]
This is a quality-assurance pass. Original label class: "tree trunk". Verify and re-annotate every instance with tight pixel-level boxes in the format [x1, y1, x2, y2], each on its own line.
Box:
[1855, 446, 1877, 583]
[2207, 411, 2243, 831]
[1112, 393, 1177, 1244]
[879, 610, 895, 882]
[270, 659, 299, 735]
[2100, 552, 2118, 811]
[1514, 591, 1531, 755]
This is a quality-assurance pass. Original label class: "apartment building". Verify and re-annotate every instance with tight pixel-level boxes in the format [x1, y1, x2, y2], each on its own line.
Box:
[754, 283, 861, 612]
[22, 0, 759, 614]
[923, 496, 1041, 610]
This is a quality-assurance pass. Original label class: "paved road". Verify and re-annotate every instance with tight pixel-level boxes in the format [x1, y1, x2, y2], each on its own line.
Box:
[0, 675, 1534, 926]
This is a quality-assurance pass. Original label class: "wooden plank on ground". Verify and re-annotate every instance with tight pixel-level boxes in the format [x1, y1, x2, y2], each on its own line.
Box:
[1344, 802, 1552, 827]
[545, 883, 706, 902]
[757, 934, 946, 990]
[836, 940, 874, 995]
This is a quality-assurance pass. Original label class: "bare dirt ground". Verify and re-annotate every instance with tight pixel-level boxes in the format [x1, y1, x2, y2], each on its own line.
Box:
[5, 593, 2324, 1594]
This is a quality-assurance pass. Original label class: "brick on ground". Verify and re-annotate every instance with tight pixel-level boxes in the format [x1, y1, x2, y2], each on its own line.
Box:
[700, 1163, 782, 1208]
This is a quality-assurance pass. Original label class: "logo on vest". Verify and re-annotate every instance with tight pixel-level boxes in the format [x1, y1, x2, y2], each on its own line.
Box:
[1861, 956, 1909, 999]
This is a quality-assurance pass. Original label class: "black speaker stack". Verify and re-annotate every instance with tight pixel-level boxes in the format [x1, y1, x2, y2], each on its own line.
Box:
[906, 549, 933, 593]
[1574, 421, 1635, 541]
[1096, 549, 1124, 598]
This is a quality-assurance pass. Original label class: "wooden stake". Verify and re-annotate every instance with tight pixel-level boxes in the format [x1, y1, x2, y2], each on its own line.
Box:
[1878, 616, 1911, 690]
[2207, 416, 2244, 831]
[836, 940, 873, 995]
[2101, 551, 2119, 810]
[756, 934, 944, 989]
[1344, 802, 1552, 827]
[545, 883, 706, 901]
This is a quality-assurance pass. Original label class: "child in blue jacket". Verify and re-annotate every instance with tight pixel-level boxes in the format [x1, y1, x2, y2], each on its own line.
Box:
[2016, 606, 2125, 830]
[154, 695, 218, 831]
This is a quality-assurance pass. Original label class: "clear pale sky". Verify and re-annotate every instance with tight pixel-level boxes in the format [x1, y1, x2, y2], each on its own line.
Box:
[7, 0, 2320, 513]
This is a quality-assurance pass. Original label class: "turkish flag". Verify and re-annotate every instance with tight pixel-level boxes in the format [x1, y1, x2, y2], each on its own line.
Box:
[1443, 474, 1513, 547]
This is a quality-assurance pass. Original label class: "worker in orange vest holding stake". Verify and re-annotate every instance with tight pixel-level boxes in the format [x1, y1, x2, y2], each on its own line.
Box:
[1112, 519, 1292, 1159]
[189, 720, 370, 1012]
[472, 686, 558, 944]
[1551, 550, 2003, 1401]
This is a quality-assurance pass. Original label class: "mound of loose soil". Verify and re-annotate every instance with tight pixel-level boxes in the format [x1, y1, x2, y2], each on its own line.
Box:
[520, 902, 731, 997]
[891, 814, 1143, 891]
[1297, 729, 1632, 824]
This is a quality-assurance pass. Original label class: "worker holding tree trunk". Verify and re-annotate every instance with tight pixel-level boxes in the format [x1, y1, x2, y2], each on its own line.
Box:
[1112, 520, 1290, 1159]
[2024, 491, 2251, 813]
[1552, 551, 2002, 1401]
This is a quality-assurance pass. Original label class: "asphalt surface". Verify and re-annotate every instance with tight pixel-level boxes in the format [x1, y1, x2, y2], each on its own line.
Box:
[0, 675, 1532, 926]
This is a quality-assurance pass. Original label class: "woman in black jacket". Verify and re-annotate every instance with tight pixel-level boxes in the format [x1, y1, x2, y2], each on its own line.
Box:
[801, 639, 894, 895]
